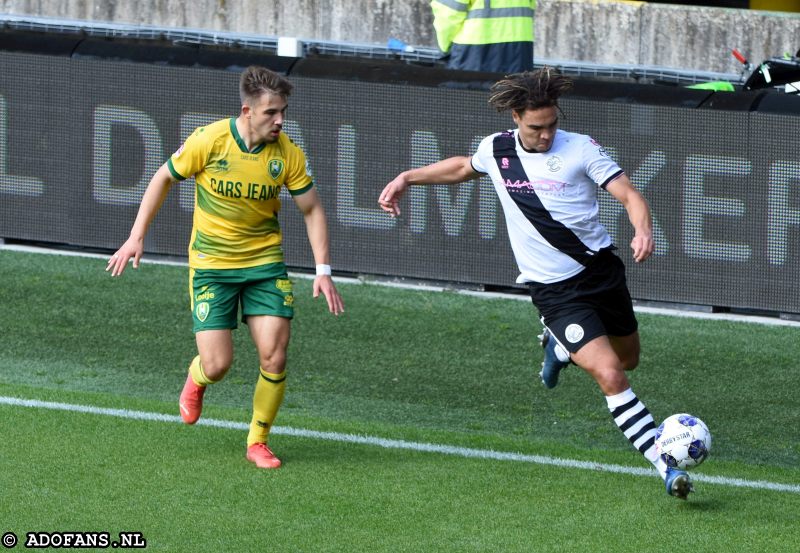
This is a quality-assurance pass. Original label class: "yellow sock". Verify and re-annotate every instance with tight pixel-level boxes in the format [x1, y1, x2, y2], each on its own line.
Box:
[188, 355, 215, 387]
[247, 367, 286, 447]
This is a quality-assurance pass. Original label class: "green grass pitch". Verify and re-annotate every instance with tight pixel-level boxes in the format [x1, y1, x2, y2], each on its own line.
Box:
[1, 249, 798, 552]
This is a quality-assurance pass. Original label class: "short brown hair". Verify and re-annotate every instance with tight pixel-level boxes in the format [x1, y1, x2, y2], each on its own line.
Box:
[488, 67, 573, 114]
[239, 66, 293, 105]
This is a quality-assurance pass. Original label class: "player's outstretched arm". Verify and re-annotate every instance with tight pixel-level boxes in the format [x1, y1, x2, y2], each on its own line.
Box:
[293, 187, 345, 315]
[379, 156, 479, 217]
[606, 174, 654, 263]
[106, 164, 175, 277]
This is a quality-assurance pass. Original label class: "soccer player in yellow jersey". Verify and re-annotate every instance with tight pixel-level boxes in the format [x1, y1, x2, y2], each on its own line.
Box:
[106, 66, 344, 469]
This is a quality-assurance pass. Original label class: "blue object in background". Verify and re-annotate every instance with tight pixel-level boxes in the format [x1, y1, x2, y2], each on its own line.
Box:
[387, 37, 414, 53]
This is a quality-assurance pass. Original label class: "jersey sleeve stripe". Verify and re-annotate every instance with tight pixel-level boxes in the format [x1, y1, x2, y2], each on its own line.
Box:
[167, 158, 187, 181]
[599, 169, 624, 189]
[470, 157, 486, 174]
[287, 181, 314, 196]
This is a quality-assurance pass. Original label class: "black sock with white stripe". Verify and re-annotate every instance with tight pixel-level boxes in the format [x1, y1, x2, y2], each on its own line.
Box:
[606, 388, 667, 479]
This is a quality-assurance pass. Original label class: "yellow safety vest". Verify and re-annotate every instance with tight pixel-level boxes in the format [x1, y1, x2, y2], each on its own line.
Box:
[431, 0, 536, 53]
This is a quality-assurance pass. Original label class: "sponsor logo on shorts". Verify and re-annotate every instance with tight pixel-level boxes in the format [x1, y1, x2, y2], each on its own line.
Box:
[275, 279, 293, 293]
[196, 301, 210, 322]
[195, 285, 215, 302]
[283, 294, 294, 307]
[565, 323, 584, 343]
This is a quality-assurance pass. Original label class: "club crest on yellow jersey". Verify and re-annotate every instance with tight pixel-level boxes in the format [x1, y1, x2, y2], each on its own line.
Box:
[268, 159, 284, 180]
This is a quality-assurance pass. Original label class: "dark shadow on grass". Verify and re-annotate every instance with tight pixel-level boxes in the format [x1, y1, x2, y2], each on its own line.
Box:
[675, 498, 724, 512]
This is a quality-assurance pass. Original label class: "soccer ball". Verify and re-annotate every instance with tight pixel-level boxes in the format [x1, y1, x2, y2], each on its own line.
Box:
[655, 413, 711, 470]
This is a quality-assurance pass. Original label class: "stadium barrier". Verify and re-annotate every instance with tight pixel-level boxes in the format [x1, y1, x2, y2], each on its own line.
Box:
[1, 31, 800, 317]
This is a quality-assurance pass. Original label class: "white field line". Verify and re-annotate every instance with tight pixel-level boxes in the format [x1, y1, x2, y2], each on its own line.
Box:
[4, 242, 800, 328]
[1, 395, 798, 494]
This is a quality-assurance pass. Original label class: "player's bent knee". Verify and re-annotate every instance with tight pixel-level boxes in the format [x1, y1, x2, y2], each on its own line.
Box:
[259, 352, 287, 374]
[200, 357, 233, 381]
[591, 368, 629, 396]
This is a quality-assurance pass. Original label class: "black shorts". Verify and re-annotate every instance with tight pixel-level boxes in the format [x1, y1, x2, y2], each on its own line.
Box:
[527, 249, 638, 354]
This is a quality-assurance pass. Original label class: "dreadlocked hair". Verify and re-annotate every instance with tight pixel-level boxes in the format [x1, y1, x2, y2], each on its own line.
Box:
[488, 66, 574, 113]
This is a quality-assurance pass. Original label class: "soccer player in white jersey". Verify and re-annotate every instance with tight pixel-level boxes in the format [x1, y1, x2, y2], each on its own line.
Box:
[378, 67, 693, 500]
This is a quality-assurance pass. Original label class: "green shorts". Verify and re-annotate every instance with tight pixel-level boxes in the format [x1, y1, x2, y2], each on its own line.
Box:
[189, 262, 294, 332]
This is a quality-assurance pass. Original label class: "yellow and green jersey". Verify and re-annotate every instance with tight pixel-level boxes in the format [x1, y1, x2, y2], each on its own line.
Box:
[167, 118, 313, 269]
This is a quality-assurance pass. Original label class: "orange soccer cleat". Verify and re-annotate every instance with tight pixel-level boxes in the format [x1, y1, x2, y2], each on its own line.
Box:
[246, 443, 282, 469]
[178, 373, 205, 424]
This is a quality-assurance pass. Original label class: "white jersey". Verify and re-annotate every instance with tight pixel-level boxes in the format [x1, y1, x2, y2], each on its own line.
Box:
[472, 129, 623, 284]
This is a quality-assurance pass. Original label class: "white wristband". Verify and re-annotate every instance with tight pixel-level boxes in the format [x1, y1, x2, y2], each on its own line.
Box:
[315, 264, 332, 276]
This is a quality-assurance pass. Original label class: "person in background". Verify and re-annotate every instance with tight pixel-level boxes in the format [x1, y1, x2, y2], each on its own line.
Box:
[431, 0, 536, 74]
[107, 65, 344, 470]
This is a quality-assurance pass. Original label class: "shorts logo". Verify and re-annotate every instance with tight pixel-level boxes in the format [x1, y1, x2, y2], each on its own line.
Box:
[564, 323, 584, 343]
[283, 294, 294, 307]
[196, 301, 210, 322]
[195, 285, 215, 302]
[268, 159, 284, 180]
[275, 279, 293, 293]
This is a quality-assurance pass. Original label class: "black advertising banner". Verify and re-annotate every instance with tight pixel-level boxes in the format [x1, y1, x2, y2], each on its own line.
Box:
[1, 50, 799, 314]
